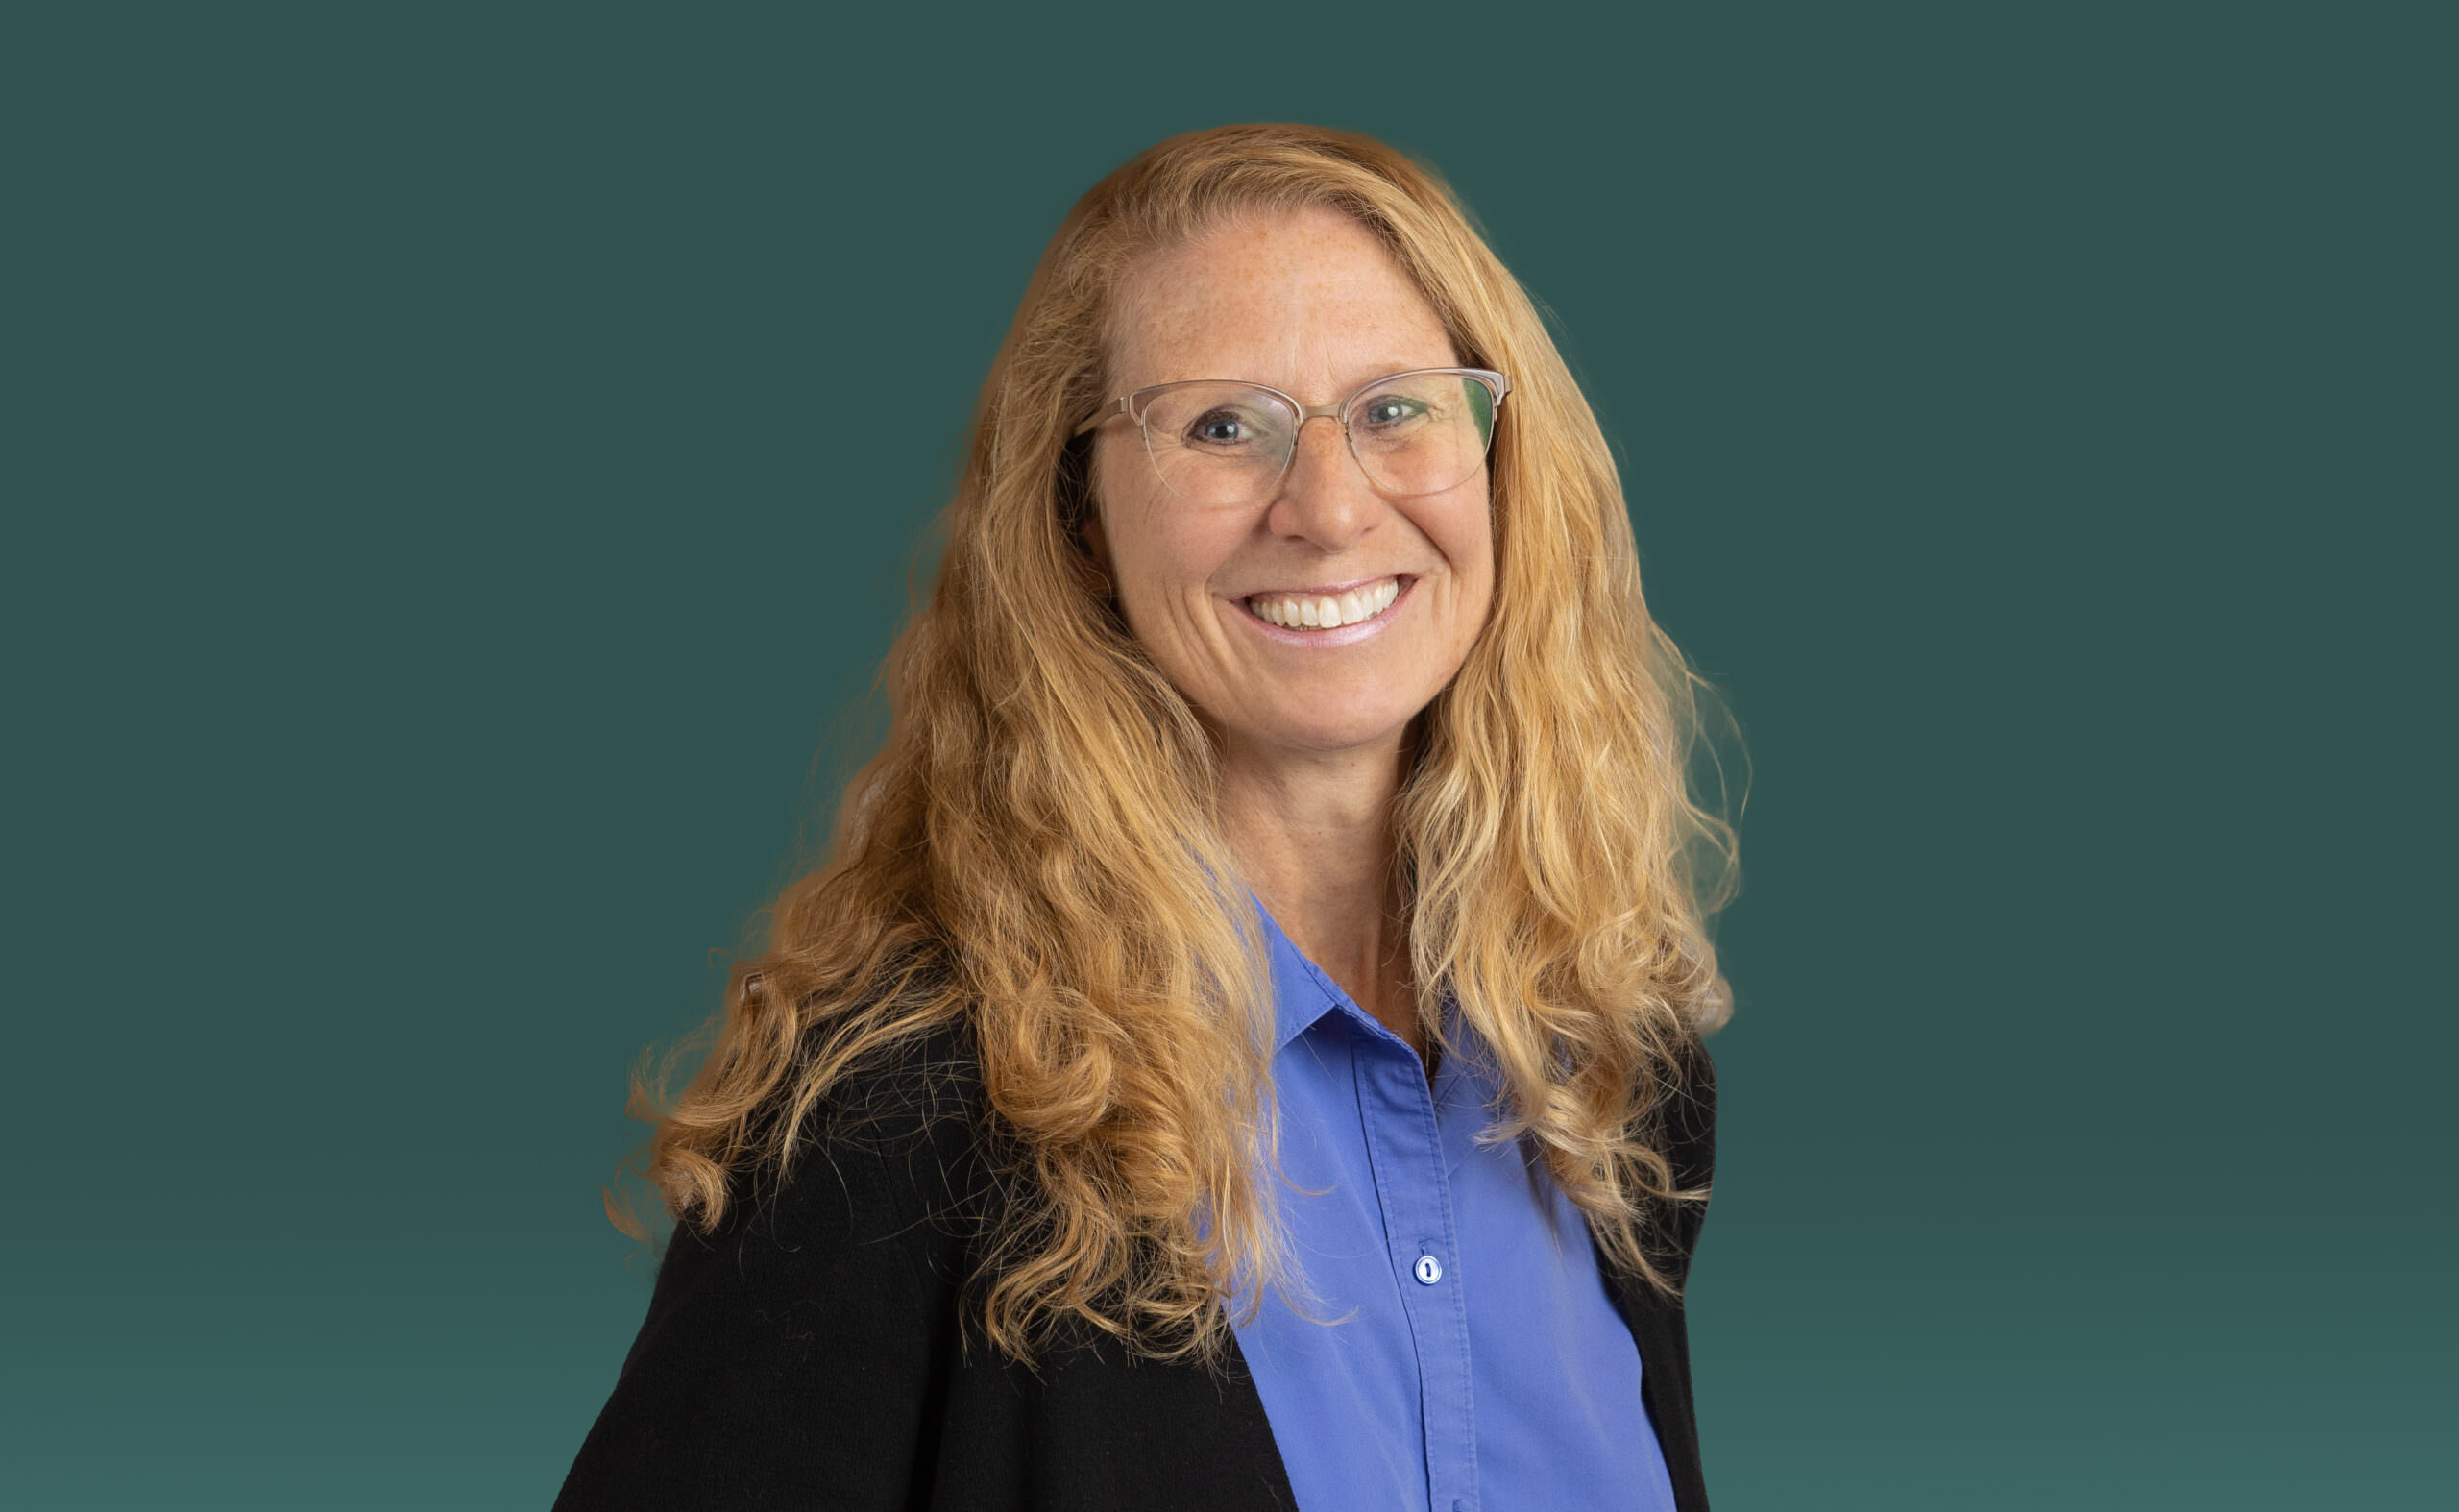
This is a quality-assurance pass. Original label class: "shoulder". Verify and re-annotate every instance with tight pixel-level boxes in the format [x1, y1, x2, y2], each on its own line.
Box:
[561, 1019, 997, 1507]
[1665, 1031, 1716, 1184]
[659, 1016, 997, 1296]
[792, 1015, 992, 1173]
[1644, 1032, 1718, 1280]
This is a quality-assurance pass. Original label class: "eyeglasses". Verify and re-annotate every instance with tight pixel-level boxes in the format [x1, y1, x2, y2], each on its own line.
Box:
[1072, 367, 1510, 507]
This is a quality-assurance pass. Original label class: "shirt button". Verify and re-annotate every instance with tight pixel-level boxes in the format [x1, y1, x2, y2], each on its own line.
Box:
[1414, 1253, 1444, 1285]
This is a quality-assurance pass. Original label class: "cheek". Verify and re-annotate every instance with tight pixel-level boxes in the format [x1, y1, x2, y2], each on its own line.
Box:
[1424, 490, 1497, 586]
[1100, 499, 1234, 600]
[1089, 500, 1227, 655]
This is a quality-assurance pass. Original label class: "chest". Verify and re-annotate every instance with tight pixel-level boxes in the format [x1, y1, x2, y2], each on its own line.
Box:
[1225, 1019, 1678, 1512]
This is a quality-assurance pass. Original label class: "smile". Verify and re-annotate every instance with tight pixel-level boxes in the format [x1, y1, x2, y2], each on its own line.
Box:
[1243, 575, 1406, 631]
[1235, 575, 1413, 643]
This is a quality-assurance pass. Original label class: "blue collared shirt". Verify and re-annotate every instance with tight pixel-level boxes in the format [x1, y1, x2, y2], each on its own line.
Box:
[1228, 899, 1677, 1512]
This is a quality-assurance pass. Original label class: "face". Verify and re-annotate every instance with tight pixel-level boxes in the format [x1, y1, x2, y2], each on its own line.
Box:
[1084, 207, 1496, 766]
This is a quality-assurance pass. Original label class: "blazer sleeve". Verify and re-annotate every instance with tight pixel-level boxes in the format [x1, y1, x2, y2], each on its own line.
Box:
[552, 1130, 958, 1510]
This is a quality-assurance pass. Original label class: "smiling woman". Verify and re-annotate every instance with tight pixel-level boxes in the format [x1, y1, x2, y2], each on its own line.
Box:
[557, 123, 1740, 1512]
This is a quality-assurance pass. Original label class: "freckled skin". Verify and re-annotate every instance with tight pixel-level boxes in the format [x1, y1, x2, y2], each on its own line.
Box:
[1084, 207, 1497, 767]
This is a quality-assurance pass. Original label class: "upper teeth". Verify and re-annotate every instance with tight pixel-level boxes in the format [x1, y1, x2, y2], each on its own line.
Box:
[1248, 577, 1401, 630]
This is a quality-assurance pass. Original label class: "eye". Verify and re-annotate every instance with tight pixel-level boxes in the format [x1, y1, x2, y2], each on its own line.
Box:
[1185, 407, 1263, 447]
[1359, 394, 1429, 429]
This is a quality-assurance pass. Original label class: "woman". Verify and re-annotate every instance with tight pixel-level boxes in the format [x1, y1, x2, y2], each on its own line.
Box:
[558, 122, 1738, 1512]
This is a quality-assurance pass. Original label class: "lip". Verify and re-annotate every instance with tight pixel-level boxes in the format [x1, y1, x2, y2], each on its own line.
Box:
[1229, 574, 1416, 646]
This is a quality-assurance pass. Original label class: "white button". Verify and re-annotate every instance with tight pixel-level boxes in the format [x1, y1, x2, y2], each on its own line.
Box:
[1414, 1253, 1443, 1285]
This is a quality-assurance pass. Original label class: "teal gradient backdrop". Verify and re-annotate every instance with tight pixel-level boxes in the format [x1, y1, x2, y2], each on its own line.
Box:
[6, 6, 2448, 1507]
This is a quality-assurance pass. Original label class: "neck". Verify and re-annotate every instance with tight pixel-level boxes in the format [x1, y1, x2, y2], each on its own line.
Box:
[1215, 725, 1426, 1069]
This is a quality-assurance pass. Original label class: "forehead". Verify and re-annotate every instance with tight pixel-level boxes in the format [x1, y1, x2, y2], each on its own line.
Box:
[1108, 206, 1459, 396]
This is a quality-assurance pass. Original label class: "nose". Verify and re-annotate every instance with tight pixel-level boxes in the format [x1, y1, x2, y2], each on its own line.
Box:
[1267, 413, 1379, 549]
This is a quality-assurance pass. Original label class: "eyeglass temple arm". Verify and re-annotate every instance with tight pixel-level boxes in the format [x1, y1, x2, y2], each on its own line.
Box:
[1071, 397, 1129, 439]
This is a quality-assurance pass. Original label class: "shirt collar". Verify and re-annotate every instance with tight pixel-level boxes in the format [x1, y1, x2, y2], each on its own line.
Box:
[1250, 890, 1355, 1054]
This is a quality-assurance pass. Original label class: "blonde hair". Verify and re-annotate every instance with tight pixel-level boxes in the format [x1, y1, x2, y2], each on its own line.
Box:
[620, 123, 1741, 1367]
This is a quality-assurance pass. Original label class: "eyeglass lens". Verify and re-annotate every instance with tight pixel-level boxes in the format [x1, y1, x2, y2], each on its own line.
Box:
[1136, 372, 1497, 505]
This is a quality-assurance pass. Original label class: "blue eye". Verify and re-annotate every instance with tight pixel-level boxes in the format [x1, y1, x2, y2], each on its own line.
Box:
[1187, 408, 1258, 447]
[1360, 395, 1427, 428]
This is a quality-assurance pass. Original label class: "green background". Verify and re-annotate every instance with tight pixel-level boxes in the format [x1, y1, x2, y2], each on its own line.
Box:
[7, 5, 2448, 1507]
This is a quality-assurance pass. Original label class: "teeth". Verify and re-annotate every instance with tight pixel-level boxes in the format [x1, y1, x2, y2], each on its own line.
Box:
[1249, 577, 1400, 631]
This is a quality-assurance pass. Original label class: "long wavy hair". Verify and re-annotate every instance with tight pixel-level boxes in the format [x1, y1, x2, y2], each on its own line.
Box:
[619, 122, 1741, 1368]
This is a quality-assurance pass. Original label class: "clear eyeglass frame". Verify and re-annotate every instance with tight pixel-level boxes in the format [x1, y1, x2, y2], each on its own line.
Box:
[1070, 366, 1512, 505]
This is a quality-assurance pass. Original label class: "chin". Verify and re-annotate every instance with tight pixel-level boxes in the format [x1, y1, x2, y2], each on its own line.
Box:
[1263, 707, 1424, 756]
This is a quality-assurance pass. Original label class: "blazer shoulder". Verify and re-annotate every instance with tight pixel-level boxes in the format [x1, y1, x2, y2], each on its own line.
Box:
[704, 1014, 995, 1261]
[1664, 1031, 1716, 1190]
[560, 1020, 992, 1511]
[795, 1016, 989, 1158]
[1639, 1032, 1717, 1287]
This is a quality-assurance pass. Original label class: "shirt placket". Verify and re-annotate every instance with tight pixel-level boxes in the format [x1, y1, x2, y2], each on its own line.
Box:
[1353, 1025, 1479, 1512]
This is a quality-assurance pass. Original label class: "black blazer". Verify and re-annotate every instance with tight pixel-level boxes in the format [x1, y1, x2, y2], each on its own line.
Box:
[556, 1021, 1718, 1511]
